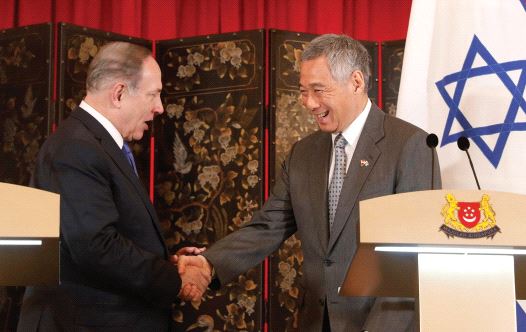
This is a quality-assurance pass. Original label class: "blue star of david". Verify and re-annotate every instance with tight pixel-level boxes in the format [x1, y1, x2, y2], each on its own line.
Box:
[435, 35, 526, 168]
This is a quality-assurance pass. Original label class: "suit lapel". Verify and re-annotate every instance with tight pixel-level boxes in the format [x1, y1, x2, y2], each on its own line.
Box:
[309, 132, 332, 251]
[71, 108, 167, 255]
[328, 105, 385, 252]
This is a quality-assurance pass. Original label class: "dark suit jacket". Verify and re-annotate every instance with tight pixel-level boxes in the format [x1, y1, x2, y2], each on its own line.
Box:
[18, 108, 181, 331]
[203, 104, 441, 332]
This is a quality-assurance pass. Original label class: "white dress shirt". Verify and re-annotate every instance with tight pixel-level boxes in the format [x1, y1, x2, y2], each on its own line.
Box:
[328, 99, 372, 186]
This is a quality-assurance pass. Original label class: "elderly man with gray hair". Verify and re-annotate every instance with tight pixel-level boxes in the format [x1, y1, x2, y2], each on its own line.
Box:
[18, 42, 210, 331]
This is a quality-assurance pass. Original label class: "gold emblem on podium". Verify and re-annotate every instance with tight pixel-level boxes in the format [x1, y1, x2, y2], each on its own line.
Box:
[440, 193, 500, 238]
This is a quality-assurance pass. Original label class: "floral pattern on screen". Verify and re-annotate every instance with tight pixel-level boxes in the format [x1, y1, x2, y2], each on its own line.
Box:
[62, 35, 104, 114]
[157, 93, 262, 331]
[161, 39, 257, 93]
[381, 40, 406, 116]
[156, 31, 264, 332]
[269, 31, 319, 332]
[0, 24, 52, 331]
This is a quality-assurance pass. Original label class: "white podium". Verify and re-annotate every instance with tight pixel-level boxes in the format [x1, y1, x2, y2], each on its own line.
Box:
[0, 182, 59, 285]
[340, 190, 526, 332]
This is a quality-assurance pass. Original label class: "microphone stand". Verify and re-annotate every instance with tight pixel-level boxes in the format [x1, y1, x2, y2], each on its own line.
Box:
[457, 136, 481, 190]
[464, 148, 481, 190]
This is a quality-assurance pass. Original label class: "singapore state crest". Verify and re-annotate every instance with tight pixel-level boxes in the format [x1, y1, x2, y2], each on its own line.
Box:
[440, 193, 500, 239]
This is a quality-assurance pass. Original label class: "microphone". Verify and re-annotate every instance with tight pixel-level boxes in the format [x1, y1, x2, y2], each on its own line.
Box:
[456, 136, 481, 190]
[426, 134, 438, 149]
[426, 134, 439, 189]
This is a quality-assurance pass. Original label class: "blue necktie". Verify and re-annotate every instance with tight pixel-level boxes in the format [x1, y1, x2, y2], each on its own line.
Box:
[328, 134, 347, 229]
[122, 142, 138, 176]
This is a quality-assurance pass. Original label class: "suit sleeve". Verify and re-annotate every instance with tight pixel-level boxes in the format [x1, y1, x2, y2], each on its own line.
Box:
[203, 146, 298, 285]
[42, 139, 181, 305]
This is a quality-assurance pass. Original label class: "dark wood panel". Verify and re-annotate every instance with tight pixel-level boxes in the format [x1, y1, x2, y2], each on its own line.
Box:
[381, 40, 406, 116]
[0, 22, 53, 331]
[156, 30, 265, 332]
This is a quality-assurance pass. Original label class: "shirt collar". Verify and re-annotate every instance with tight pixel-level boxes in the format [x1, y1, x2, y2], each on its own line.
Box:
[332, 98, 372, 147]
[80, 100, 124, 149]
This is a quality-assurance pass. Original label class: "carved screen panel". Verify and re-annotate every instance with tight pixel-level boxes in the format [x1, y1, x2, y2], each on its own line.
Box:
[268, 29, 318, 332]
[57, 23, 153, 189]
[361, 40, 379, 106]
[381, 40, 406, 116]
[155, 30, 265, 331]
[0, 23, 53, 186]
[0, 23, 53, 331]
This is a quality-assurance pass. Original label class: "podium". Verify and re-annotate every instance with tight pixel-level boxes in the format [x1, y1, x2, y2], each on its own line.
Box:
[340, 190, 526, 332]
[0, 182, 59, 285]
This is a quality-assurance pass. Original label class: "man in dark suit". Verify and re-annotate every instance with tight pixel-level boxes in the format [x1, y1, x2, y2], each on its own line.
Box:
[17, 42, 210, 331]
[179, 34, 441, 332]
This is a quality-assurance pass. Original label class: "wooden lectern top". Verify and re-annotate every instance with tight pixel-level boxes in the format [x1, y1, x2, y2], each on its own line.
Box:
[0, 182, 59, 238]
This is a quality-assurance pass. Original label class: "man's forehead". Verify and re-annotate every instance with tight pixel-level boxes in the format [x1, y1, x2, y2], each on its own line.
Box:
[299, 81, 326, 88]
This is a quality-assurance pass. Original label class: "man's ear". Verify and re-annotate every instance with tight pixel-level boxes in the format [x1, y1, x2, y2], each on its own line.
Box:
[111, 82, 126, 107]
[350, 70, 366, 94]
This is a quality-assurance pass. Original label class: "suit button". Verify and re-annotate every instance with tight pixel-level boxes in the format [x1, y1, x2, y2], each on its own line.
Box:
[323, 259, 333, 266]
[318, 298, 324, 306]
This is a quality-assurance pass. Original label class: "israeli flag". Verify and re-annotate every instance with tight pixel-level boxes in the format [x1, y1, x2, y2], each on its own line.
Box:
[397, 0, 526, 194]
[397, 1, 526, 330]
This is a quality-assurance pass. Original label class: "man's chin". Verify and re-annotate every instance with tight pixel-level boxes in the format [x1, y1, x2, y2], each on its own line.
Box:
[317, 124, 337, 133]
[130, 131, 145, 141]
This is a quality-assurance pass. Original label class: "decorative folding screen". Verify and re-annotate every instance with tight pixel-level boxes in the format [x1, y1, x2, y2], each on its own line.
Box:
[361, 40, 379, 105]
[0, 23, 53, 186]
[267, 29, 318, 332]
[57, 23, 153, 188]
[0, 22, 53, 331]
[381, 40, 406, 116]
[155, 30, 265, 331]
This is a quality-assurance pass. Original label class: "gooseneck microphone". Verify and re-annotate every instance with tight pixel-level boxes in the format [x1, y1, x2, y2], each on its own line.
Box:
[426, 134, 439, 190]
[457, 136, 481, 190]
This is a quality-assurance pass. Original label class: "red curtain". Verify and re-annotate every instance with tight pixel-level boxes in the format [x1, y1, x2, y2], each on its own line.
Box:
[0, 0, 412, 41]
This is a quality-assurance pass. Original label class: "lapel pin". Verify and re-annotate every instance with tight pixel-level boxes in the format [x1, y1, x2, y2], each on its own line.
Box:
[360, 160, 369, 167]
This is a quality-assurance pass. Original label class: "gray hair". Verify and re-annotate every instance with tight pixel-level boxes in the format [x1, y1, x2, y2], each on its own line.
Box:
[301, 34, 371, 89]
[86, 41, 152, 93]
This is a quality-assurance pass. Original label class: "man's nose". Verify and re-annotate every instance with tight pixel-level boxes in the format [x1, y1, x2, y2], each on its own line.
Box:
[302, 92, 320, 110]
[154, 96, 164, 114]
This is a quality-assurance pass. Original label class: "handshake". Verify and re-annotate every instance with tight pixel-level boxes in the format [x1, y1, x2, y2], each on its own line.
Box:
[171, 247, 214, 302]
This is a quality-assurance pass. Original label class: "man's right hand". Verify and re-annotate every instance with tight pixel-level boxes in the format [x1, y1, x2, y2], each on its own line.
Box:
[177, 255, 212, 301]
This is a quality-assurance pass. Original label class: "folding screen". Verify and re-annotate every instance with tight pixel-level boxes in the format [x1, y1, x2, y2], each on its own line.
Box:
[57, 22, 153, 188]
[361, 40, 379, 105]
[267, 29, 318, 332]
[381, 40, 406, 116]
[155, 30, 265, 331]
[0, 23, 53, 331]
[0, 23, 53, 186]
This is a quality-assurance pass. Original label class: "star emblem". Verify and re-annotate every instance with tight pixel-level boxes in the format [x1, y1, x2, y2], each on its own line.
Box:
[435, 35, 526, 168]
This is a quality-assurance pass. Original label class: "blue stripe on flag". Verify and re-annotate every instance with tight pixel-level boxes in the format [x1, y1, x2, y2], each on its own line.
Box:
[517, 301, 526, 331]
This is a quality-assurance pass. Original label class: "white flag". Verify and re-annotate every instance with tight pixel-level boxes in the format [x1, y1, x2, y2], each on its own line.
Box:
[397, 0, 526, 194]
